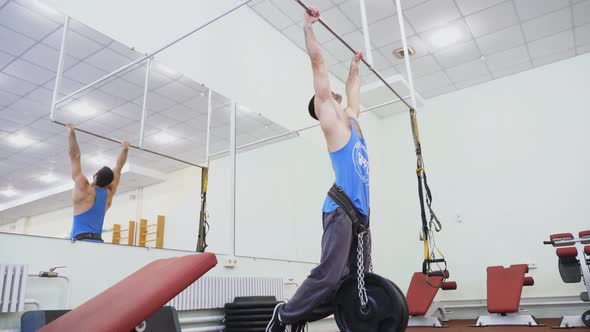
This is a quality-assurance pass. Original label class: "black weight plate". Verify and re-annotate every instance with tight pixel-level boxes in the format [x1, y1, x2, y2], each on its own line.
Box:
[224, 314, 273, 322]
[224, 301, 279, 310]
[582, 310, 590, 328]
[334, 273, 409, 332]
[225, 308, 275, 316]
[225, 320, 269, 328]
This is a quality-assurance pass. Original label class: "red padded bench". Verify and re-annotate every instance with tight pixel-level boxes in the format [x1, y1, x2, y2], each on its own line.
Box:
[406, 272, 457, 327]
[475, 264, 539, 326]
[39, 253, 217, 332]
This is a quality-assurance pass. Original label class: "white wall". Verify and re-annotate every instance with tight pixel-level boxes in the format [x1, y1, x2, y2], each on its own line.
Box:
[372, 53, 590, 299]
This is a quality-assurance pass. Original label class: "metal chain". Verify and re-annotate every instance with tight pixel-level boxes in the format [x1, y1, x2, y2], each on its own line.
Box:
[356, 231, 369, 310]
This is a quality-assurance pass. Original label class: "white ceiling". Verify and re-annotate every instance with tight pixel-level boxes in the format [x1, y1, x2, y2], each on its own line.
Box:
[249, 0, 590, 98]
[0, 0, 290, 210]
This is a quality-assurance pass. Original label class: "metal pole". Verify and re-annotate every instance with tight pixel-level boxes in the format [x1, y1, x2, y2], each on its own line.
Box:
[208, 98, 405, 158]
[230, 103, 237, 256]
[52, 120, 204, 168]
[295, 0, 412, 110]
[205, 88, 213, 166]
[395, 0, 417, 109]
[358, 0, 374, 66]
[139, 58, 152, 149]
[50, 16, 70, 121]
[54, 0, 255, 106]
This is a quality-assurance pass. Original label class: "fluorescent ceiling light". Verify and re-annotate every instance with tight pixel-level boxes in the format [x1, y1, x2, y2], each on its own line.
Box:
[39, 173, 59, 183]
[158, 64, 177, 76]
[1, 188, 18, 198]
[69, 101, 97, 116]
[153, 132, 176, 144]
[430, 27, 461, 48]
[6, 133, 35, 147]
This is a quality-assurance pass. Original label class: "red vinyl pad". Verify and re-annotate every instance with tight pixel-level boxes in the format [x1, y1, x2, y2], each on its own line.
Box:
[486, 264, 530, 314]
[406, 272, 444, 316]
[40, 253, 217, 332]
[586, 246, 590, 255]
[557, 247, 578, 257]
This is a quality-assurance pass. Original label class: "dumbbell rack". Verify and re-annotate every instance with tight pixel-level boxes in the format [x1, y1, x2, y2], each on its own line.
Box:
[544, 231, 590, 328]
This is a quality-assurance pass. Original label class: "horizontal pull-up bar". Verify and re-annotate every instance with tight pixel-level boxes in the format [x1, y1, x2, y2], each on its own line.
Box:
[209, 97, 406, 158]
[53, 0, 255, 108]
[53, 120, 204, 168]
[295, 0, 413, 111]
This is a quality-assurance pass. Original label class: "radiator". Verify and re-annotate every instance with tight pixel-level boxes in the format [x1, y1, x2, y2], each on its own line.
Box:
[168, 276, 283, 310]
[0, 264, 28, 313]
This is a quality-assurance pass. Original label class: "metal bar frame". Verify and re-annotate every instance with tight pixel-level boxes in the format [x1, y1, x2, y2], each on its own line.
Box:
[138, 58, 152, 148]
[205, 88, 213, 165]
[209, 98, 406, 158]
[230, 103, 237, 256]
[358, 0, 373, 66]
[49, 16, 70, 121]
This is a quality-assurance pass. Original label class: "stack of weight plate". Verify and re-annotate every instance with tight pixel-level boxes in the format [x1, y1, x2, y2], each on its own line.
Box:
[224, 296, 279, 332]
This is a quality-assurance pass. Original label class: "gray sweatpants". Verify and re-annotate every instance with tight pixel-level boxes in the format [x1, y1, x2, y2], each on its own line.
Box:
[279, 208, 371, 324]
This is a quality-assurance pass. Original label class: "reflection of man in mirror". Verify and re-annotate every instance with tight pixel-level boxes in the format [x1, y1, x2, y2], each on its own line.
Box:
[266, 7, 371, 332]
[67, 123, 129, 243]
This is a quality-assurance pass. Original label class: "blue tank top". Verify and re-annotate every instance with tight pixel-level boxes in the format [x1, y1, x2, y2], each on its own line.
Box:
[71, 187, 108, 241]
[323, 118, 370, 216]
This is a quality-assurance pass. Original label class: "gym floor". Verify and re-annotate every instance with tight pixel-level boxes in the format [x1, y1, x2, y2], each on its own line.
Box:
[408, 319, 563, 331]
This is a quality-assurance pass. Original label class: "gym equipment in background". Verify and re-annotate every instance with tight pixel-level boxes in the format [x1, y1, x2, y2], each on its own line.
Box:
[544, 231, 590, 328]
[406, 272, 457, 327]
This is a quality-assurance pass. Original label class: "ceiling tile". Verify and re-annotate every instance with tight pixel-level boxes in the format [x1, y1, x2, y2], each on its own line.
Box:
[252, 1, 293, 30]
[98, 78, 144, 102]
[43, 29, 104, 60]
[153, 81, 198, 104]
[445, 59, 489, 82]
[577, 44, 590, 54]
[12, 126, 54, 141]
[433, 40, 481, 68]
[306, 0, 336, 11]
[339, 0, 396, 26]
[404, 0, 462, 33]
[0, 89, 20, 107]
[0, 107, 41, 125]
[419, 84, 456, 98]
[323, 30, 364, 61]
[10, 97, 49, 116]
[514, 0, 570, 21]
[491, 61, 532, 78]
[90, 112, 135, 130]
[64, 61, 107, 85]
[68, 19, 113, 46]
[532, 48, 575, 67]
[0, 116, 22, 132]
[454, 73, 493, 89]
[142, 93, 176, 112]
[414, 71, 452, 91]
[281, 24, 306, 51]
[160, 104, 199, 122]
[82, 89, 125, 111]
[485, 45, 530, 71]
[270, 0, 302, 22]
[465, 2, 518, 37]
[528, 30, 575, 58]
[0, 25, 36, 56]
[574, 1, 590, 27]
[28, 117, 63, 134]
[369, 16, 414, 48]
[454, 0, 506, 16]
[319, 6, 357, 35]
[0, 72, 37, 96]
[108, 41, 142, 61]
[84, 47, 133, 73]
[110, 102, 142, 121]
[2, 59, 55, 85]
[120, 65, 147, 87]
[522, 8, 572, 42]
[44, 76, 84, 96]
[475, 25, 525, 55]
[21, 42, 78, 72]
[395, 54, 441, 77]
[329, 62, 351, 81]
[371, 49, 394, 70]
[0, 1, 60, 40]
[0, 50, 14, 68]
[420, 20, 472, 52]
[576, 24, 590, 46]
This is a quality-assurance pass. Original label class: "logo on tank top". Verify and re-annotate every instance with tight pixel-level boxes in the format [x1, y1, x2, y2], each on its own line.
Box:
[352, 141, 369, 184]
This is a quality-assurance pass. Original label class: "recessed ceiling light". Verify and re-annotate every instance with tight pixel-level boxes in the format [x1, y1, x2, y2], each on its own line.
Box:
[39, 173, 59, 183]
[153, 132, 176, 144]
[69, 101, 97, 116]
[1, 188, 18, 198]
[430, 27, 461, 48]
[6, 133, 35, 147]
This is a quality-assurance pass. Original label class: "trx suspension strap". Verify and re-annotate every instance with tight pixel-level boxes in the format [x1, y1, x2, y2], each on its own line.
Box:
[410, 108, 447, 287]
[196, 167, 209, 252]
